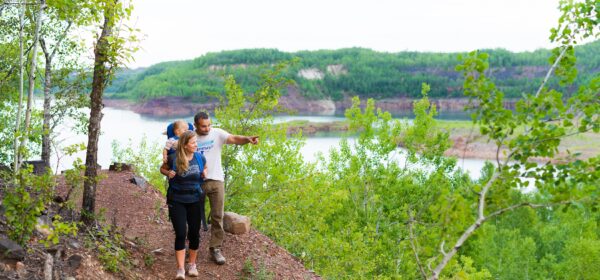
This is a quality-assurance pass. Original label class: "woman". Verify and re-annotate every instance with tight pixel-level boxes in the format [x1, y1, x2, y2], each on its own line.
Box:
[160, 130, 207, 279]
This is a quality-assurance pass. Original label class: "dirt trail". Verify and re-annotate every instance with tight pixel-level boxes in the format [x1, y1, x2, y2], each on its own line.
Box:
[60, 170, 320, 280]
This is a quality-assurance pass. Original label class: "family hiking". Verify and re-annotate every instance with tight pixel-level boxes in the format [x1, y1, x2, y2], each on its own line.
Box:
[159, 111, 259, 279]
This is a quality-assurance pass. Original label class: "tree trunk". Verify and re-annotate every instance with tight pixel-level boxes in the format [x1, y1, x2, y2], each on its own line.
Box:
[13, 0, 25, 174]
[19, 0, 45, 170]
[81, 2, 115, 225]
[39, 21, 72, 168]
[41, 46, 52, 166]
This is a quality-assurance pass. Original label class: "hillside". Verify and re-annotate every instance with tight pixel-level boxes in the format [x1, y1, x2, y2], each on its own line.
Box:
[0, 170, 320, 279]
[106, 40, 600, 103]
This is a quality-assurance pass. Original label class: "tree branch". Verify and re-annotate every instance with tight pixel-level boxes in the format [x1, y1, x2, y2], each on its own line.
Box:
[50, 21, 72, 59]
[407, 211, 428, 280]
[429, 155, 510, 280]
[439, 240, 447, 256]
[535, 46, 568, 98]
[0, 43, 34, 86]
[487, 201, 571, 219]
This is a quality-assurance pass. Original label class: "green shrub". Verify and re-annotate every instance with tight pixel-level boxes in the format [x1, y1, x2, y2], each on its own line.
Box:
[2, 166, 54, 245]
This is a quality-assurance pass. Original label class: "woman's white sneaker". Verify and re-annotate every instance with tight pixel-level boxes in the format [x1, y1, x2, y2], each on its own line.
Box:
[175, 268, 185, 279]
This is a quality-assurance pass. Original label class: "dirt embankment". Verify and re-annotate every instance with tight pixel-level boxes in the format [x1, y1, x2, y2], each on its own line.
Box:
[72, 170, 321, 279]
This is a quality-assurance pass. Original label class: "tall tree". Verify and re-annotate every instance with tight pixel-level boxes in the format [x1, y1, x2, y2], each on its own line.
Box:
[39, 22, 71, 166]
[12, 0, 26, 173]
[16, 0, 45, 172]
[82, 0, 136, 224]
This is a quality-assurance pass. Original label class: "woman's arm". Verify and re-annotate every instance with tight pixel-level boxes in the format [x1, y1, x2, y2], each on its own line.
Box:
[201, 163, 208, 178]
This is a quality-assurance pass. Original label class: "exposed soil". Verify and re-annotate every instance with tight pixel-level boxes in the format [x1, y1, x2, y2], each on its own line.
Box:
[78, 170, 320, 279]
[1, 170, 320, 279]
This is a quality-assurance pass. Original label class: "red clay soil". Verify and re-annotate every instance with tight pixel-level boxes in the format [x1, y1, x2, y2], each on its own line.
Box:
[57, 170, 321, 280]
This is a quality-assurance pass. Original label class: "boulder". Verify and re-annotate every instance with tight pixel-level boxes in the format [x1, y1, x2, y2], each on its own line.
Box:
[66, 254, 83, 271]
[67, 240, 80, 249]
[129, 176, 147, 189]
[0, 234, 25, 261]
[223, 212, 251, 234]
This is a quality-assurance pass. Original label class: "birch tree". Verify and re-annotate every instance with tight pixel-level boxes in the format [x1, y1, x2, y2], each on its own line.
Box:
[427, 1, 599, 278]
[12, 0, 26, 173]
[38, 0, 92, 167]
[16, 0, 45, 172]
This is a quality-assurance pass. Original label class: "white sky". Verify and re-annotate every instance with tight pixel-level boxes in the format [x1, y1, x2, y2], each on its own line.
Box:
[127, 0, 561, 68]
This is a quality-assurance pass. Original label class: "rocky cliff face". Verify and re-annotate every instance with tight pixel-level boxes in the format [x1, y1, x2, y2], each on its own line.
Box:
[104, 97, 217, 117]
[104, 91, 517, 118]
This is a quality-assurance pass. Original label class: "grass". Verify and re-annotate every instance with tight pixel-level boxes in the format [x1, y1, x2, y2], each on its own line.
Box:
[279, 119, 600, 160]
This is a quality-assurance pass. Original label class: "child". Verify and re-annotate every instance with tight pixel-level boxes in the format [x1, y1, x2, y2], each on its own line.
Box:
[163, 120, 189, 163]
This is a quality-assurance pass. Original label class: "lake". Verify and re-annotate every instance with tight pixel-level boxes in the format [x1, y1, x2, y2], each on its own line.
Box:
[51, 107, 487, 178]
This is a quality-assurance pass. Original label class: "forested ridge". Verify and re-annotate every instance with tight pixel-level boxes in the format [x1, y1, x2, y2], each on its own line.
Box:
[107, 40, 600, 101]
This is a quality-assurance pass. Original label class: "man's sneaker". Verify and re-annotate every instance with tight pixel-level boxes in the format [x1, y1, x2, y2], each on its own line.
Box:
[210, 248, 226, 265]
[187, 263, 198, 277]
[175, 268, 185, 279]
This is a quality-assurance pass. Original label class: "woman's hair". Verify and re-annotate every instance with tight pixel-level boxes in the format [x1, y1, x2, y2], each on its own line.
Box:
[172, 120, 188, 134]
[175, 131, 196, 175]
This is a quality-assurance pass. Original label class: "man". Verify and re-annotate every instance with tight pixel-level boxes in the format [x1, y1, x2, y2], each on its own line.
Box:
[194, 111, 258, 265]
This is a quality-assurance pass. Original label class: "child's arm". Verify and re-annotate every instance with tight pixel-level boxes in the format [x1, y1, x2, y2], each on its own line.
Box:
[163, 138, 175, 163]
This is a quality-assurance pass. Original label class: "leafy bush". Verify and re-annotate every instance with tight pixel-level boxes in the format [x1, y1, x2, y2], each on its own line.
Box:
[40, 215, 79, 247]
[2, 166, 54, 245]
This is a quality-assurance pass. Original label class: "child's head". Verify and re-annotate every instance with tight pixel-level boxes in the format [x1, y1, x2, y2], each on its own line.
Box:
[172, 120, 188, 137]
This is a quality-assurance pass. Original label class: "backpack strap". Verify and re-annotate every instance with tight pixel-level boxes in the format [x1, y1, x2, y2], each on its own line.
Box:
[193, 152, 205, 194]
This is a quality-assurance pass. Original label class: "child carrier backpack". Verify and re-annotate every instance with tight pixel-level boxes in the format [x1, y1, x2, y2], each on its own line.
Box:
[165, 121, 194, 155]
[166, 122, 194, 138]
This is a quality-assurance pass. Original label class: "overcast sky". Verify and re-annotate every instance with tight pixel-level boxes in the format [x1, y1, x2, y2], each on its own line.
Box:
[127, 0, 561, 68]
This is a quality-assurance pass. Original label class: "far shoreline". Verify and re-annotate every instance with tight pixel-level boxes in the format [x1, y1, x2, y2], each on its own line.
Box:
[103, 99, 599, 162]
